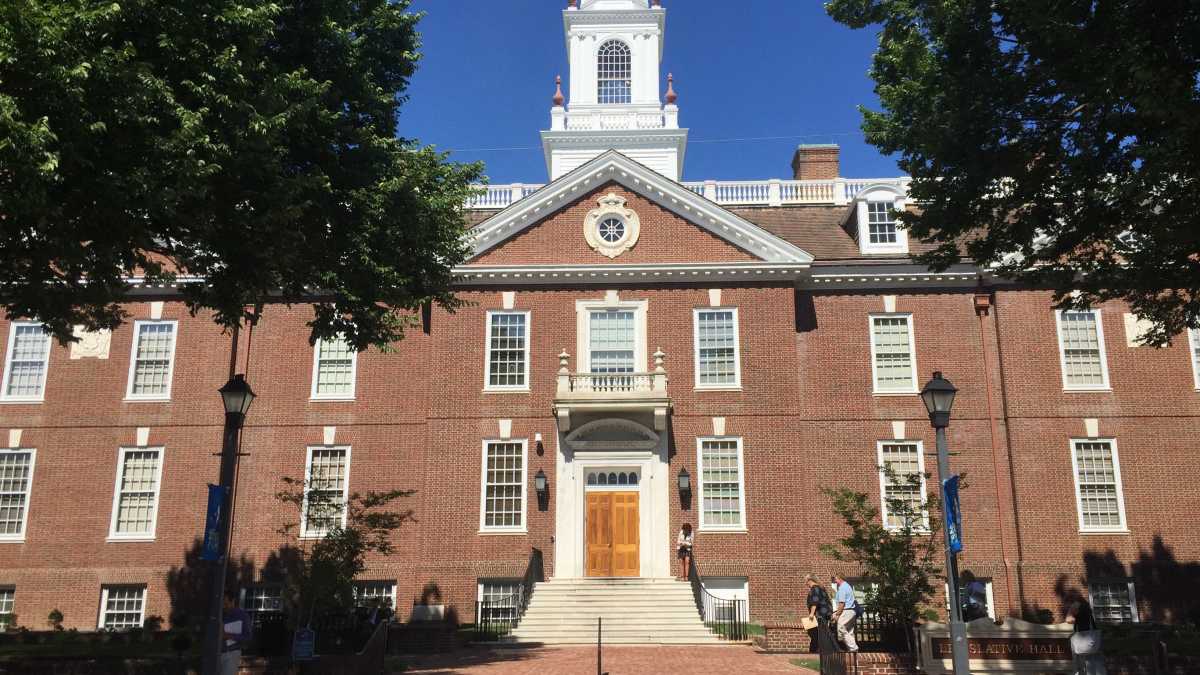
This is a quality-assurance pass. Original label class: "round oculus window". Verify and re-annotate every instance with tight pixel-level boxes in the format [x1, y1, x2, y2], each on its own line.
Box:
[598, 217, 626, 244]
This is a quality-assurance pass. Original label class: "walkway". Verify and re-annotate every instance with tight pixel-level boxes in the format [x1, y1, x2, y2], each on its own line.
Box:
[395, 645, 818, 675]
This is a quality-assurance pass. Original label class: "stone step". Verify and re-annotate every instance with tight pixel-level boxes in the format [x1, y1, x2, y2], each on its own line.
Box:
[518, 616, 706, 627]
[502, 635, 726, 645]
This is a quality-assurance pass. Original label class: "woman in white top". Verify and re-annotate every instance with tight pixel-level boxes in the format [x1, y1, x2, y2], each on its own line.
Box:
[677, 523, 694, 579]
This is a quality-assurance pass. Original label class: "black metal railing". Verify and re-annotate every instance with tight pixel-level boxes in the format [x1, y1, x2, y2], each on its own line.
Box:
[474, 547, 545, 641]
[687, 551, 747, 641]
[853, 606, 908, 652]
[818, 619, 855, 675]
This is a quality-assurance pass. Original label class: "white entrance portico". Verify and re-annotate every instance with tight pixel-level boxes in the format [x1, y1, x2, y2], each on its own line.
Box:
[553, 417, 672, 579]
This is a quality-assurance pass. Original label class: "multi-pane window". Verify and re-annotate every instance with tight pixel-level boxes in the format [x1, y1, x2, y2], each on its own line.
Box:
[870, 315, 917, 393]
[2, 323, 51, 401]
[311, 336, 356, 399]
[478, 580, 522, 625]
[242, 585, 283, 614]
[485, 312, 529, 390]
[99, 586, 145, 630]
[109, 448, 163, 539]
[0, 588, 13, 630]
[1189, 329, 1200, 389]
[877, 442, 927, 530]
[1071, 440, 1127, 531]
[695, 309, 740, 388]
[589, 310, 636, 373]
[126, 321, 177, 399]
[480, 440, 526, 532]
[1056, 310, 1110, 389]
[354, 581, 396, 609]
[597, 40, 632, 104]
[302, 447, 351, 537]
[1090, 581, 1138, 624]
[698, 438, 746, 530]
[866, 202, 898, 244]
[0, 450, 35, 540]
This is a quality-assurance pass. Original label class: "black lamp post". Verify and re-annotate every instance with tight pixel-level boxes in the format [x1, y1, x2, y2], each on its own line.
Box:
[677, 468, 691, 496]
[202, 374, 255, 675]
[534, 469, 548, 497]
[920, 371, 969, 675]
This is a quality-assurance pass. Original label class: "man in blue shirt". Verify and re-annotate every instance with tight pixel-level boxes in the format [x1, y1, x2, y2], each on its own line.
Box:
[831, 574, 859, 653]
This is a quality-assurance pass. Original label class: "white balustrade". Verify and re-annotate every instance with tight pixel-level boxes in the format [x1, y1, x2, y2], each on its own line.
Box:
[467, 178, 908, 209]
[555, 350, 668, 396]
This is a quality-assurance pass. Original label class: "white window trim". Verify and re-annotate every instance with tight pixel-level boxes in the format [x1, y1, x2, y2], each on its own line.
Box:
[1, 322, 51, 403]
[97, 585, 147, 630]
[1188, 328, 1200, 391]
[123, 320, 179, 402]
[868, 313, 919, 395]
[300, 445, 353, 539]
[876, 440, 929, 533]
[106, 447, 165, 542]
[1054, 309, 1112, 392]
[0, 448, 36, 543]
[696, 436, 748, 533]
[575, 298, 648, 374]
[355, 580, 397, 608]
[240, 584, 284, 612]
[1069, 438, 1130, 534]
[857, 198, 909, 255]
[309, 336, 358, 401]
[1088, 580, 1139, 624]
[693, 307, 742, 391]
[944, 580, 997, 620]
[483, 310, 532, 392]
[478, 438, 528, 535]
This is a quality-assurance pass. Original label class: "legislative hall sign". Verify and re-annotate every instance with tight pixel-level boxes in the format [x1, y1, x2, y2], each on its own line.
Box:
[918, 618, 1074, 674]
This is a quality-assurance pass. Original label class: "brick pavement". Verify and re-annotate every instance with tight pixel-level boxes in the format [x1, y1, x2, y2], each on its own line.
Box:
[396, 645, 818, 675]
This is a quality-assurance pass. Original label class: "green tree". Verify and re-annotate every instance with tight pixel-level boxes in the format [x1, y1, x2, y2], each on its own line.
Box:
[0, 0, 482, 349]
[825, 0, 1200, 346]
[819, 470, 943, 652]
[275, 476, 414, 624]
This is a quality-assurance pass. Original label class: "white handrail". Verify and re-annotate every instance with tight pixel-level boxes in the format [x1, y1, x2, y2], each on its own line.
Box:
[466, 178, 909, 209]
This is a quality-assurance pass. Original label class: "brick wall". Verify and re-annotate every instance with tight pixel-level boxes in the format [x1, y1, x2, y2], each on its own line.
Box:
[1, 204, 1199, 631]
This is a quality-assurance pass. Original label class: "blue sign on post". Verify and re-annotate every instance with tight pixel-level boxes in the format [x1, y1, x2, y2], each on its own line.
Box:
[943, 474, 963, 554]
[200, 484, 228, 561]
[293, 627, 317, 661]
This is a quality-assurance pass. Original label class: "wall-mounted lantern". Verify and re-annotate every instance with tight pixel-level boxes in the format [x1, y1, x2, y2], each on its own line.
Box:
[534, 469, 548, 498]
[677, 467, 691, 496]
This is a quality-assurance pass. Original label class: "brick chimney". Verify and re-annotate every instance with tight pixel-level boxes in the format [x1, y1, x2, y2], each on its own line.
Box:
[791, 144, 840, 180]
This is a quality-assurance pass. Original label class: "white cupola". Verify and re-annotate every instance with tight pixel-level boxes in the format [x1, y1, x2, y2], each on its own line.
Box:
[541, 0, 688, 181]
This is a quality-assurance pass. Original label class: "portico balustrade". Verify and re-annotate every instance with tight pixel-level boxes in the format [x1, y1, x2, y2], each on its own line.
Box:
[553, 349, 671, 432]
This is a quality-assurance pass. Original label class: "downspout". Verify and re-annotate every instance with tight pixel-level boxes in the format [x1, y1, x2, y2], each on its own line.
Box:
[973, 289, 1018, 617]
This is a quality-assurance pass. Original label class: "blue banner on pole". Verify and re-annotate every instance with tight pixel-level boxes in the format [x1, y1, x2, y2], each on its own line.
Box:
[200, 484, 228, 561]
[943, 474, 963, 554]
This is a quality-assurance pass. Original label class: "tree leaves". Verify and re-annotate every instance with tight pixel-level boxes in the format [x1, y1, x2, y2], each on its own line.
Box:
[826, 0, 1200, 346]
[0, 0, 482, 348]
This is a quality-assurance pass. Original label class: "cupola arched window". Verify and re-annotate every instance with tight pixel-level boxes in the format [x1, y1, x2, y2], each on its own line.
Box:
[597, 40, 632, 104]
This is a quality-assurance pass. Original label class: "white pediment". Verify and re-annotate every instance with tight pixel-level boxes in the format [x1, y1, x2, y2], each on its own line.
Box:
[468, 151, 814, 264]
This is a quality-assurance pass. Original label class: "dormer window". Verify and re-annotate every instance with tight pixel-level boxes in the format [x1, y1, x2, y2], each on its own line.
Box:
[855, 189, 909, 255]
[867, 202, 898, 245]
[597, 40, 632, 104]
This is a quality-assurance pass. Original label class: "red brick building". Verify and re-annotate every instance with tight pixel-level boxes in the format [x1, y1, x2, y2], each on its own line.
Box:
[1, 0, 1197, 637]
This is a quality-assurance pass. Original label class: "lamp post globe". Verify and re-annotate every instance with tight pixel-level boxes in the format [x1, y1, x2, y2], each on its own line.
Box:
[920, 371, 957, 429]
[219, 374, 256, 422]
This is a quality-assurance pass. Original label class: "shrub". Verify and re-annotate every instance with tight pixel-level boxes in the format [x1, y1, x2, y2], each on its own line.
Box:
[47, 609, 64, 631]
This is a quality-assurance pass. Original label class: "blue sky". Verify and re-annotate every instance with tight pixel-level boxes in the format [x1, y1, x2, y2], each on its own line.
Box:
[400, 1, 899, 184]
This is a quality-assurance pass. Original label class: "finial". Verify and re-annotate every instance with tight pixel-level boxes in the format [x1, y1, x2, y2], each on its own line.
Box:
[665, 73, 677, 104]
[652, 0, 662, 6]
[553, 75, 565, 106]
[568, 0, 577, 7]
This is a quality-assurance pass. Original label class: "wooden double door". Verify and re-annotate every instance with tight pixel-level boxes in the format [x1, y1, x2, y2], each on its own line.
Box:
[585, 491, 640, 577]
